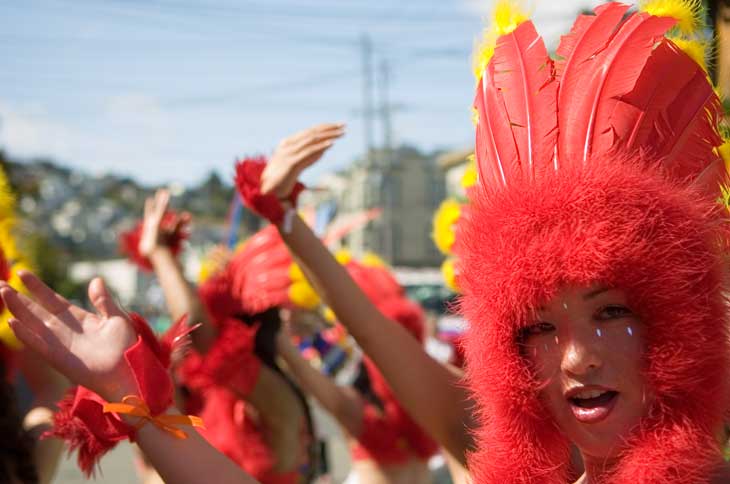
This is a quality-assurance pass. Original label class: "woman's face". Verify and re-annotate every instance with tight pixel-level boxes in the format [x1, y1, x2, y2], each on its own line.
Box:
[522, 285, 650, 460]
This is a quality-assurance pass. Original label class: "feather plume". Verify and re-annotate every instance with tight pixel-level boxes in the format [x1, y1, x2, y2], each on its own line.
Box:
[557, 8, 677, 163]
[473, 19, 557, 187]
[639, 0, 704, 34]
[472, 0, 529, 80]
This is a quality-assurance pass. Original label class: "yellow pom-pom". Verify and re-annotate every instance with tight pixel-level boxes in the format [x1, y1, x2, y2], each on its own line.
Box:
[288, 280, 320, 310]
[461, 158, 478, 189]
[441, 258, 460, 293]
[472, 0, 529, 80]
[289, 262, 305, 281]
[334, 249, 352, 265]
[670, 36, 709, 71]
[639, 0, 703, 35]
[361, 252, 387, 268]
[432, 199, 462, 255]
[322, 306, 337, 324]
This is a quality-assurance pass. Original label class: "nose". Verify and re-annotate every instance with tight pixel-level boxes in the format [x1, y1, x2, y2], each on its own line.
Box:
[560, 330, 603, 377]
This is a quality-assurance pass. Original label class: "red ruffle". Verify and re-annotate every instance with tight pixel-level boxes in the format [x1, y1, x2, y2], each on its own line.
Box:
[179, 317, 261, 398]
[119, 211, 189, 272]
[234, 156, 304, 225]
[44, 315, 174, 476]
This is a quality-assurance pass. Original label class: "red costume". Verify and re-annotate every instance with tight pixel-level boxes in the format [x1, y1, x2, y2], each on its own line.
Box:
[457, 1, 730, 482]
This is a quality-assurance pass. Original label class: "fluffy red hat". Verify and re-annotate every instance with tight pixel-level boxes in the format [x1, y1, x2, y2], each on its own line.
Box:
[458, 2, 730, 483]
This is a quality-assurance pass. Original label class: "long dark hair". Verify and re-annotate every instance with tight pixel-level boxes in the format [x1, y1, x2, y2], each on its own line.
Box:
[0, 358, 38, 484]
[236, 307, 318, 480]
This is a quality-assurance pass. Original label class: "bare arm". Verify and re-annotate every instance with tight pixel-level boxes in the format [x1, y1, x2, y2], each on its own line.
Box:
[277, 331, 364, 437]
[139, 190, 216, 353]
[1, 273, 259, 484]
[281, 213, 474, 463]
[140, 190, 305, 472]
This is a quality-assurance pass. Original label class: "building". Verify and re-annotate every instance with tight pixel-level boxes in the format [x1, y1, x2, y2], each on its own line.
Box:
[308, 146, 446, 267]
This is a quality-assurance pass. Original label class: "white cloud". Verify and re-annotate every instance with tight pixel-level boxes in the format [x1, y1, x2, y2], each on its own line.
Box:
[0, 97, 202, 184]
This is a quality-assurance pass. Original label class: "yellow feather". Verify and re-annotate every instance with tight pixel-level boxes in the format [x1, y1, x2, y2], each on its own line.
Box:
[334, 249, 352, 265]
[441, 258, 460, 293]
[639, 0, 703, 35]
[461, 158, 478, 189]
[471, 106, 480, 127]
[472, 0, 529, 80]
[670, 36, 709, 71]
[0, 167, 16, 221]
[720, 140, 730, 169]
[361, 251, 388, 268]
[432, 199, 462, 255]
[288, 280, 320, 310]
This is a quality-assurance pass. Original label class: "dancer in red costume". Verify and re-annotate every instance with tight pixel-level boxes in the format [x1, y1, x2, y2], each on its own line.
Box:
[233, 4, 730, 484]
[276, 255, 438, 484]
[125, 189, 315, 484]
[236, 125, 475, 483]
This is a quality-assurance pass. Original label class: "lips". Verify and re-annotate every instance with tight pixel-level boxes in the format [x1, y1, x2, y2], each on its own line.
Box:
[565, 387, 619, 424]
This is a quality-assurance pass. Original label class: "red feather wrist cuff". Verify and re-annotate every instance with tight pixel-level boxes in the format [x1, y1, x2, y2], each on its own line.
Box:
[119, 211, 189, 271]
[234, 156, 304, 225]
[43, 314, 187, 477]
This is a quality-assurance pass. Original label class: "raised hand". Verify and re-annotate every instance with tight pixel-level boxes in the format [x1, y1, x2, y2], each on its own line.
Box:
[261, 123, 345, 197]
[138, 189, 191, 258]
[0, 272, 138, 402]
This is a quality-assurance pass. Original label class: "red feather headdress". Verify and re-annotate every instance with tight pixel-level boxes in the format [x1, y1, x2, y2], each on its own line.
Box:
[460, 1, 730, 482]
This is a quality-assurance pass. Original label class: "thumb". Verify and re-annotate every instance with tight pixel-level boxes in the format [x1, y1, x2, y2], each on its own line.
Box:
[88, 278, 126, 319]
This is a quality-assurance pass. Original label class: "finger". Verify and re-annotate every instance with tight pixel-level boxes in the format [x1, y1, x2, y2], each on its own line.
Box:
[290, 126, 344, 152]
[298, 139, 337, 166]
[287, 123, 344, 145]
[144, 196, 154, 219]
[16, 270, 71, 315]
[7, 318, 51, 359]
[88, 278, 126, 319]
[153, 190, 170, 220]
[0, 284, 55, 331]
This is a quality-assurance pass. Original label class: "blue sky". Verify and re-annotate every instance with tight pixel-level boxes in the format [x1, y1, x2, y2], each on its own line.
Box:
[0, 0, 601, 186]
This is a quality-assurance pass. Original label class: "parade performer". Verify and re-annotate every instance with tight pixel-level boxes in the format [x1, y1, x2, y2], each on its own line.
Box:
[276, 252, 438, 484]
[235, 125, 475, 484]
[233, 2, 730, 483]
[122, 189, 316, 483]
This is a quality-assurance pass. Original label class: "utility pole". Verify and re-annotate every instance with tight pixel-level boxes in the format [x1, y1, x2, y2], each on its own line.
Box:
[377, 58, 395, 262]
[360, 34, 375, 167]
[378, 59, 393, 159]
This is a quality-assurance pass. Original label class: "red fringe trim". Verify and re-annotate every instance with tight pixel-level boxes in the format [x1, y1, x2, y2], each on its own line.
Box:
[234, 156, 304, 225]
[119, 211, 189, 271]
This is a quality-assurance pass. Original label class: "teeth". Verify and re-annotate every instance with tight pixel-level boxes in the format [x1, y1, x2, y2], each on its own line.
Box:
[574, 389, 606, 400]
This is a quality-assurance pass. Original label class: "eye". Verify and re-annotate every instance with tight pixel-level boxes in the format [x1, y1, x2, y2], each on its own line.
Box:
[595, 305, 632, 321]
[522, 321, 556, 336]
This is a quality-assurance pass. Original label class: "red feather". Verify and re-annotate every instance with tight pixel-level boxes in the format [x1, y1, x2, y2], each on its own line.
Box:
[474, 20, 557, 189]
[119, 211, 189, 272]
[616, 40, 724, 190]
[474, 70, 520, 187]
[557, 7, 676, 163]
[489, 20, 557, 178]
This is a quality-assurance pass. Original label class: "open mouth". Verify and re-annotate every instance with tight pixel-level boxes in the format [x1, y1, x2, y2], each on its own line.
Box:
[567, 389, 619, 424]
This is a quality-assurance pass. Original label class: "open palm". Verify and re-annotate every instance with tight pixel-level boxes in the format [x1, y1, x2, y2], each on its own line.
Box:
[1, 272, 138, 402]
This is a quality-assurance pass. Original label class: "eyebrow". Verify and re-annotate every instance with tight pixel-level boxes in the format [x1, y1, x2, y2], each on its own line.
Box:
[583, 286, 610, 300]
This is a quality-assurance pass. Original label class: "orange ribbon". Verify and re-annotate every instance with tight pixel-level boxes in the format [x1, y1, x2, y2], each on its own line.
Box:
[103, 395, 204, 440]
